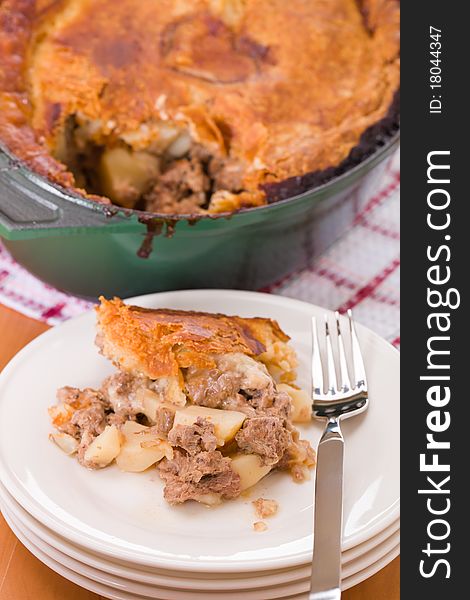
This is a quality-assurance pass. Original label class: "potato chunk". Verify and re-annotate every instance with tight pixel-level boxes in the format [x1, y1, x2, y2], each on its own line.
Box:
[49, 433, 79, 455]
[116, 421, 172, 473]
[135, 388, 178, 424]
[84, 425, 121, 467]
[166, 131, 192, 158]
[99, 147, 160, 207]
[230, 454, 271, 491]
[277, 384, 312, 423]
[172, 406, 246, 446]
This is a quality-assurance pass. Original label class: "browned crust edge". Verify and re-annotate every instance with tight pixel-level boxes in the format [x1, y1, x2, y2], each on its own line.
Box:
[0, 0, 400, 214]
[262, 89, 400, 203]
[95, 297, 290, 379]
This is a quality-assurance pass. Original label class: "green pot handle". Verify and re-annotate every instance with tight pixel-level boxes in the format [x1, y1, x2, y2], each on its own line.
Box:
[0, 150, 130, 240]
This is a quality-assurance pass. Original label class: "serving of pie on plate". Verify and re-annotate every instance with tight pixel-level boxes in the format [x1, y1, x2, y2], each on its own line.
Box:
[0, 0, 399, 214]
[48, 297, 315, 505]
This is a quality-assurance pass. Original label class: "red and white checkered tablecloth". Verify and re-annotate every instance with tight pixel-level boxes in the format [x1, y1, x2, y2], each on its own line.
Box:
[0, 151, 400, 347]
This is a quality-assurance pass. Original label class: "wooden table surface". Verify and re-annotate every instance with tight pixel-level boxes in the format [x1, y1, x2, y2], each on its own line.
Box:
[0, 304, 399, 600]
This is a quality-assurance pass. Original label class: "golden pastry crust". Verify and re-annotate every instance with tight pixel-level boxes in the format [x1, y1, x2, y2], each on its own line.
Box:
[0, 0, 77, 190]
[96, 297, 290, 379]
[0, 0, 400, 213]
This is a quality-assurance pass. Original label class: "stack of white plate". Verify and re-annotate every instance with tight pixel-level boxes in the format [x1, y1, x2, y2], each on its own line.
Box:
[0, 291, 400, 600]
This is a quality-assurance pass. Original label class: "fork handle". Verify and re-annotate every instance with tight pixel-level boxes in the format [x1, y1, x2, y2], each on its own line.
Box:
[309, 418, 344, 599]
[309, 590, 341, 600]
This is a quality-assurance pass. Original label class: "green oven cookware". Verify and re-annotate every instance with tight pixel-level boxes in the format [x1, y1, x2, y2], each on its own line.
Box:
[0, 134, 399, 299]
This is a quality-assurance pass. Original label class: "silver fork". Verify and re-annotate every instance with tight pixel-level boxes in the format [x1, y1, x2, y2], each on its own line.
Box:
[309, 310, 369, 600]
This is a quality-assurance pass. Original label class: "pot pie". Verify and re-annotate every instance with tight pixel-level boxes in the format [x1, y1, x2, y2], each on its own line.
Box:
[0, 0, 399, 215]
[48, 297, 315, 505]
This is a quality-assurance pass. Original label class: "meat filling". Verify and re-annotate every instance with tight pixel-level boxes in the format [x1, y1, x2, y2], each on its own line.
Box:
[184, 367, 242, 409]
[158, 450, 241, 504]
[144, 150, 211, 214]
[51, 386, 109, 467]
[154, 406, 175, 436]
[183, 352, 295, 469]
[53, 116, 249, 215]
[184, 352, 291, 420]
[235, 416, 292, 465]
[100, 372, 149, 420]
[49, 349, 314, 500]
[167, 418, 218, 456]
[53, 386, 108, 438]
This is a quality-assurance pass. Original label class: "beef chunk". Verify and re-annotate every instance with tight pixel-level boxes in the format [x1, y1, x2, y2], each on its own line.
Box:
[158, 450, 241, 504]
[184, 353, 293, 420]
[100, 372, 148, 419]
[209, 155, 244, 192]
[263, 390, 293, 420]
[76, 429, 97, 468]
[168, 418, 217, 455]
[221, 394, 257, 418]
[154, 406, 175, 436]
[56, 386, 109, 414]
[144, 152, 210, 213]
[52, 386, 108, 439]
[71, 403, 107, 437]
[235, 416, 292, 465]
[53, 386, 109, 467]
[246, 387, 292, 421]
[277, 429, 316, 480]
[69, 400, 108, 468]
[184, 366, 242, 408]
[106, 412, 136, 427]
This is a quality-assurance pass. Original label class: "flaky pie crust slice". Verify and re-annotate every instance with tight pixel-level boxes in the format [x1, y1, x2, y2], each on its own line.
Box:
[96, 296, 294, 381]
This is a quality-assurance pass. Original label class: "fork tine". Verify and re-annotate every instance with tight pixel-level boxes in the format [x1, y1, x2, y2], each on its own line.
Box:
[324, 315, 338, 394]
[311, 317, 324, 395]
[347, 309, 367, 390]
[335, 311, 351, 392]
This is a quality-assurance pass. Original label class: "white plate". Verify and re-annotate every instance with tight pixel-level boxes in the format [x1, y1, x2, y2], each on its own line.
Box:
[0, 290, 399, 572]
[2, 506, 399, 599]
[0, 481, 399, 591]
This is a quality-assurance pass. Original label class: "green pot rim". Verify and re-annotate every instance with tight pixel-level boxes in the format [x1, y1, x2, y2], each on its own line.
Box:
[0, 132, 399, 237]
